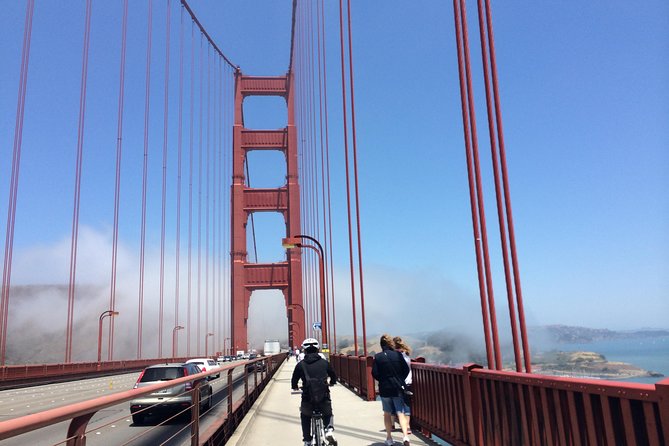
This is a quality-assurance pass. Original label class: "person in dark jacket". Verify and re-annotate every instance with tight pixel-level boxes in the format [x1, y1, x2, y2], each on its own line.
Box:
[372, 334, 411, 446]
[291, 338, 338, 446]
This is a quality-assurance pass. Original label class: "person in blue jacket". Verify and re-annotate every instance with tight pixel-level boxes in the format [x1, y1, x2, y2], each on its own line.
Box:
[372, 334, 411, 446]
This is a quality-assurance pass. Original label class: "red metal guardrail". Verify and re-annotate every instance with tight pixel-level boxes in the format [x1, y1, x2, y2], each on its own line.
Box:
[334, 355, 669, 445]
[0, 353, 286, 445]
[330, 353, 375, 401]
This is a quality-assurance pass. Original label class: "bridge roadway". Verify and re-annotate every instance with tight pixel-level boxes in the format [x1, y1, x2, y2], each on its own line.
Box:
[0, 366, 249, 445]
[229, 359, 439, 446]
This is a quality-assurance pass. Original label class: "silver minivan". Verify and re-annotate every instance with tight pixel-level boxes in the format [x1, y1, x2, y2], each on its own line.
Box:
[129, 363, 212, 424]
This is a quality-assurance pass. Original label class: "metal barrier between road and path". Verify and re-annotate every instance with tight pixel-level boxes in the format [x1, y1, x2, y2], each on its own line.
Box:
[0, 358, 193, 390]
[331, 353, 669, 445]
[0, 353, 287, 446]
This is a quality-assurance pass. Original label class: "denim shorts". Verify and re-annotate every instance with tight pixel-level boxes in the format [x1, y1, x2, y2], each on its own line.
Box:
[381, 396, 410, 415]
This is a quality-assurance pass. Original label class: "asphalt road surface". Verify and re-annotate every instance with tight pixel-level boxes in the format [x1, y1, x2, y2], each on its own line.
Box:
[0, 363, 260, 445]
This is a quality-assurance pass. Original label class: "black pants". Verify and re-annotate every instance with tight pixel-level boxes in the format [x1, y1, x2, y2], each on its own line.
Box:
[301, 413, 333, 442]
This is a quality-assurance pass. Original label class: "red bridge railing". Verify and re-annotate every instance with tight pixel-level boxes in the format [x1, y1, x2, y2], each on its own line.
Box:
[0, 353, 287, 445]
[333, 355, 669, 445]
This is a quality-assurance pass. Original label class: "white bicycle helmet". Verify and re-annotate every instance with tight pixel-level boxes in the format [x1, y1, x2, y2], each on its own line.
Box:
[301, 338, 320, 350]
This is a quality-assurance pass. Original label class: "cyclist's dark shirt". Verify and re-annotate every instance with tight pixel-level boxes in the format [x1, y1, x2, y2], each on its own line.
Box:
[291, 352, 337, 400]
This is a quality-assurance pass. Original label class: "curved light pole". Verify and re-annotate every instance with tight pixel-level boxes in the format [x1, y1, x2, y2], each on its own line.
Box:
[172, 325, 184, 358]
[204, 332, 214, 357]
[283, 235, 328, 352]
[98, 310, 119, 363]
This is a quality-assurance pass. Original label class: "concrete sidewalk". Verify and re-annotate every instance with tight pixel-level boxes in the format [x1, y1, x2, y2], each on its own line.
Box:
[227, 359, 437, 446]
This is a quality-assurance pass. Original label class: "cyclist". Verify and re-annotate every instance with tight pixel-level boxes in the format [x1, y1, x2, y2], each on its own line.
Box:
[291, 338, 338, 446]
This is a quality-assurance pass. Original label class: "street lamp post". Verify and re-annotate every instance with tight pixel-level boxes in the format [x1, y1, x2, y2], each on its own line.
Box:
[224, 337, 230, 356]
[97, 310, 119, 363]
[205, 332, 214, 357]
[282, 235, 328, 352]
[172, 325, 184, 358]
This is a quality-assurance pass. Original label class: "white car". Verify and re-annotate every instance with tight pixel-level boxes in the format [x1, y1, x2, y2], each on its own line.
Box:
[186, 358, 221, 379]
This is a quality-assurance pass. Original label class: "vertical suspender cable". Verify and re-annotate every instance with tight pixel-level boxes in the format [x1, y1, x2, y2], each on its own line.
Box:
[187, 20, 195, 356]
[1, 0, 35, 366]
[137, 0, 154, 359]
[211, 53, 217, 352]
[205, 44, 210, 347]
[475, 0, 521, 371]
[195, 33, 204, 355]
[109, 0, 129, 361]
[159, 0, 172, 358]
[458, 0, 502, 370]
[318, 0, 337, 353]
[217, 58, 223, 351]
[337, 0, 358, 356]
[345, 0, 368, 356]
[316, 0, 334, 352]
[308, 1, 320, 338]
[197, 33, 203, 354]
[66, 0, 93, 363]
[481, 0, 531, 372]
[175, 3, 184, 357]
[452, 0, 494, 369]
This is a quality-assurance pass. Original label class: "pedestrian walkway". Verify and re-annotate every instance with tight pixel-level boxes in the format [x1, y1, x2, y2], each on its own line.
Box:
[227, 359, 438, 446]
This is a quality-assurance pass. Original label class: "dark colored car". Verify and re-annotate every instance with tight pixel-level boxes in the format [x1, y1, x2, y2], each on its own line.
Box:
[246, 358, 267, 373]
[129, 363, 213, 424]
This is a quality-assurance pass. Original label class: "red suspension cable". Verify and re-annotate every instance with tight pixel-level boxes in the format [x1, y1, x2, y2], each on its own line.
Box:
[66, 0, 93, 363]
[318, 0, 337, 354]
[337, 0, 359, 356]
[187, 19, 195, 356]
[475, 0, 521, 371]
[137, 0, 154, 359]
[453, 0, 503, 369]
[345, 0, 368, 356]
[174, 3, 185, 357]
[1, 0, 35, 366]
[479, 0, 531, 372]
[108, 0, 129, 361]
[159, 0, 172, 358]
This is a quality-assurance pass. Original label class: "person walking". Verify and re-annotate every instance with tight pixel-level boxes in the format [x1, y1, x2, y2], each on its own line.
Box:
[291, 338, 338, 446]
[393, 336, 413, 434]
[372, 334, 411, 446]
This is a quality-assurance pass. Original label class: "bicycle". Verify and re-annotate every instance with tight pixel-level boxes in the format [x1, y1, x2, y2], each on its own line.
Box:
[291, 388, 337, 446]
[310, 409, 327, 446]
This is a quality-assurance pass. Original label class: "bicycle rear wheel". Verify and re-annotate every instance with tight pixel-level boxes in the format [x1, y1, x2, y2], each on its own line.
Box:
[312, 416, 325, 445]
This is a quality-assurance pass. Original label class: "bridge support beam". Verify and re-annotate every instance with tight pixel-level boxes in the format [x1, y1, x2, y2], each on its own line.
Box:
[230, 71, 304, 353]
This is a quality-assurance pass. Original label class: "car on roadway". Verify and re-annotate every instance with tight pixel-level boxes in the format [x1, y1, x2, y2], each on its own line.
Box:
[186, 358, 221, 379]
[129, 363, 212, 424]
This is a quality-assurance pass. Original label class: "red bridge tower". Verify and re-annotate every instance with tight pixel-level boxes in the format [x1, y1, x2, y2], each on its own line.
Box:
[230, 71, 305, 353]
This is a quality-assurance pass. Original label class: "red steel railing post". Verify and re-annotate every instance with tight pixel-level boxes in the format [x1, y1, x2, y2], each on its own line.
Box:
[66, 413, 94, 446]
[227, 368, 233, 415]
[190, 384, 200, 446]
[462, 363, 483, 446]
[364, 355, 375, 401]
[657, 377, 669, 444]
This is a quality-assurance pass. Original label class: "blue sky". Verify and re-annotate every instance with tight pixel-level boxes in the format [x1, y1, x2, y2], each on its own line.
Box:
[0, 1, 667, 358]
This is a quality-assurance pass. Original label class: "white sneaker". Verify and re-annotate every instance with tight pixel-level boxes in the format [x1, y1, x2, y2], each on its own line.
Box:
[385, 439, 394, 446]
[303, 442, 311, 446]
[325, 428, 337, 445]
[403, 436, 411, 446]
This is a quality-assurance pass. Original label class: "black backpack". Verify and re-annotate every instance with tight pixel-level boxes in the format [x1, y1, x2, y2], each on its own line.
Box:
[300, 360, 329, 405]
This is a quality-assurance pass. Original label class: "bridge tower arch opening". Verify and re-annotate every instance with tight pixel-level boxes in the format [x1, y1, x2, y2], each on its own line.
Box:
[230, 71, 304, 354]
[246, 289, 289, 352]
